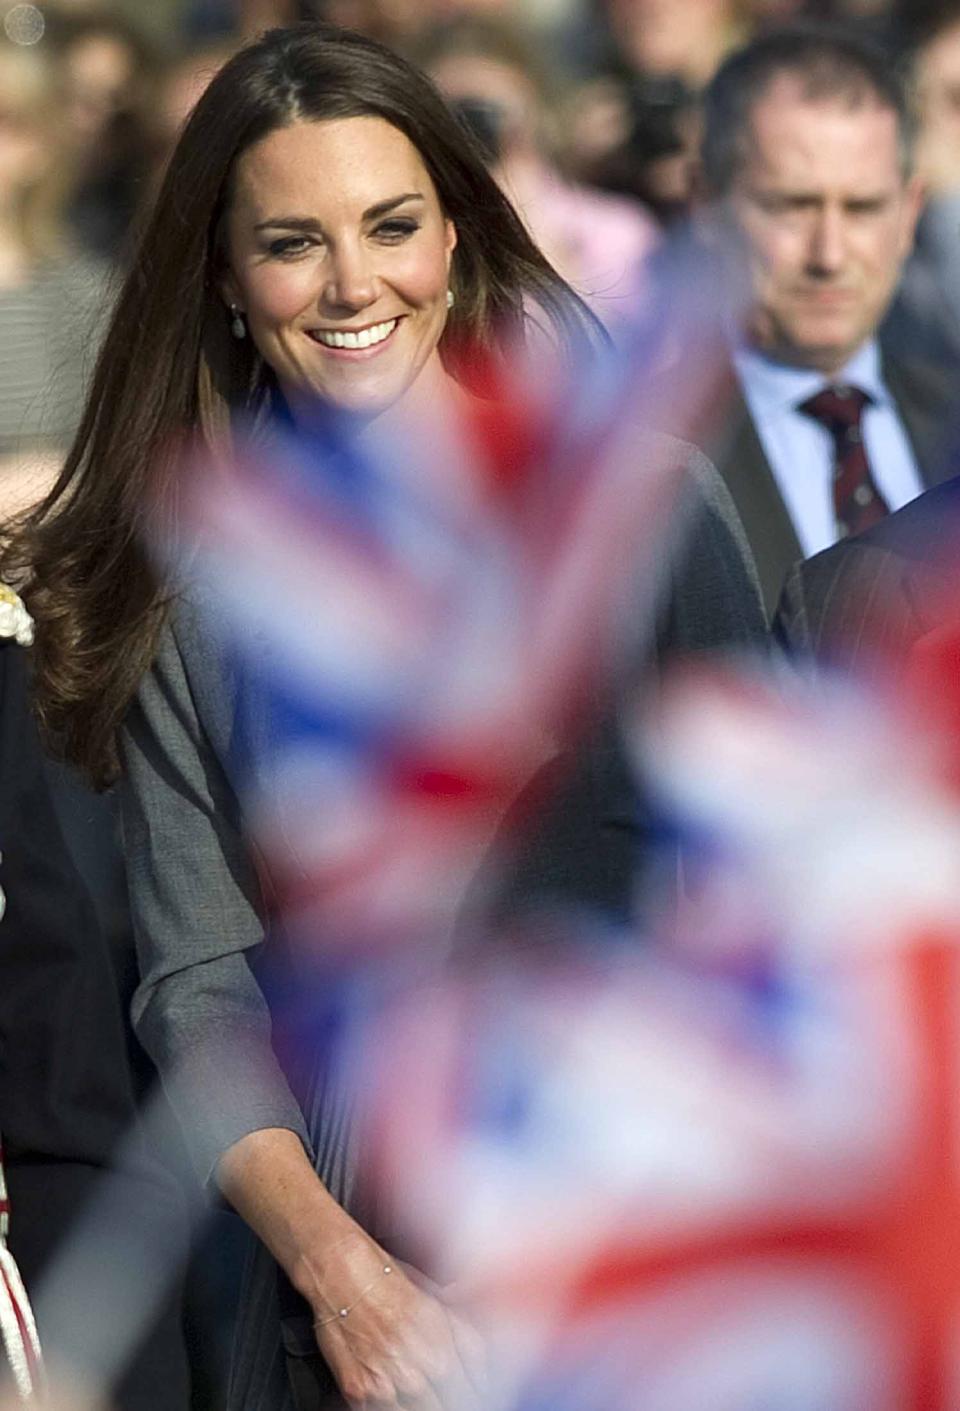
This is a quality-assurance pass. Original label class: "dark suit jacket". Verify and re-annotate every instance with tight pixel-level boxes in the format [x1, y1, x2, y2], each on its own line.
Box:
[0, 640, 137, 1164]
[775, 472, 960, 670]
[707, 349, 956, 621]
[0, 640, 192, 1411]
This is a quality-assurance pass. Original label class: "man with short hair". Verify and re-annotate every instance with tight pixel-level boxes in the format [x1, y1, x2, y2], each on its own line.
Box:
[693, 23, 953, 617]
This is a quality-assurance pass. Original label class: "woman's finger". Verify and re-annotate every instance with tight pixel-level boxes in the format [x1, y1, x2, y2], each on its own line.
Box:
[359, 1363, 445, 1411]
[399, 1374, 445, 1411]
[444, 1307, 488, 1400]
[420, 1321, 484, 1411]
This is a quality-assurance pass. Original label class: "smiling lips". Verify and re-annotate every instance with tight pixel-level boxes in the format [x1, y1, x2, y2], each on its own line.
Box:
[308, 317, 399, 351]
[796, 287, 857, 303]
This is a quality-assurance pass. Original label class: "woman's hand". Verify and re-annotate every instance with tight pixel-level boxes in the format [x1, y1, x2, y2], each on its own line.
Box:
[217, 1128, 484, 1410]
[306, 1234, 484, 1410]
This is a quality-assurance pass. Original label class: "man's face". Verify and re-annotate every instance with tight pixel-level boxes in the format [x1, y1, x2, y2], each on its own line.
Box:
[721, 73, 923, 374]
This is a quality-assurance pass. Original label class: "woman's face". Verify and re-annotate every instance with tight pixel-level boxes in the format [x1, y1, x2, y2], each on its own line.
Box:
[222, 115, 458, 420]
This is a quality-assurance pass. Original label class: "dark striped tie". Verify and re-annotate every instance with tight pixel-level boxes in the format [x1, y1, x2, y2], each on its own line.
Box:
[797, 385, 891, 539]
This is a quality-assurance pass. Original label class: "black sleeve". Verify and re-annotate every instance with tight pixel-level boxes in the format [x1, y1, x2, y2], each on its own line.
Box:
[0, 643, 137, 1163]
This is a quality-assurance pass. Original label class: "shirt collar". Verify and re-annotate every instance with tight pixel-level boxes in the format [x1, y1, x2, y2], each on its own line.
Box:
[732, 339, 891, 419]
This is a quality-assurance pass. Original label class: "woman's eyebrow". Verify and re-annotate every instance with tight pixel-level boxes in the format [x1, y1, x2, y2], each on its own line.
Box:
[364, 192, 425, 219]
[254, 193, 426, 232]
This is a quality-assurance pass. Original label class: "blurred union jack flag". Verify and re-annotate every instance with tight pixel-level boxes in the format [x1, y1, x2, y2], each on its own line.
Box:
[347, 665, 960, 1411]
[170, 340, 694, 951]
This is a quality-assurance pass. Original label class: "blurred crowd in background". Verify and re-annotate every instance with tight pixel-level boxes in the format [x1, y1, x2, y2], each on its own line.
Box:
[5, 0, 960, 518]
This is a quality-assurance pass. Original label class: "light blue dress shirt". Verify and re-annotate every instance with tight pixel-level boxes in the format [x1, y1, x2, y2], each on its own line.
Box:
[733, 340, 924, 558]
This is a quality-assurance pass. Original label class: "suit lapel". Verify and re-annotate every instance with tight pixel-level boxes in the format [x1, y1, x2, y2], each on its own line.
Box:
[882, 351, 955, 490]
[709, 381, 803, 619]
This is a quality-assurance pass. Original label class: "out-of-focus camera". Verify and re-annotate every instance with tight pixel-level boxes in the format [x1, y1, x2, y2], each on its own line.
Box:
[448, 96, 506, 164]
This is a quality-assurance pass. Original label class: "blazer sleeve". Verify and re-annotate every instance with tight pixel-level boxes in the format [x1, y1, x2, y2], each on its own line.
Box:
[119, 613, 310, 1186]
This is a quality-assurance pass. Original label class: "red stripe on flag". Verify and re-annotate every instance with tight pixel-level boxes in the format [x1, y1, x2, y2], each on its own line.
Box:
[0, 1257, 41, 1393]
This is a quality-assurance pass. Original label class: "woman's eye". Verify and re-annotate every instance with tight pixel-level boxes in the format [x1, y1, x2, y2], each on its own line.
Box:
[375, 219, 419, 242]
[268, 236, 311, 257]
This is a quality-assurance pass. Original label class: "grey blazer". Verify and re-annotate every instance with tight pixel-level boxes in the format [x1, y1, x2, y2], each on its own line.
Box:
[121, 601, 366, 1411]
[118, 433, 764, 1409]
[120, 605, 311, 1185]
[121, 433, 764, 1178]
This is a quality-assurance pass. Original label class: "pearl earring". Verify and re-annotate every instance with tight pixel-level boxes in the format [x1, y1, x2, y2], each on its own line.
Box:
[446, 289, 455, 310]
[229, 304, 246, 339]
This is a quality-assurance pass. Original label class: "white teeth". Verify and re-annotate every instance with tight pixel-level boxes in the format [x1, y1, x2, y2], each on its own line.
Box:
[313, 319, 397, 350]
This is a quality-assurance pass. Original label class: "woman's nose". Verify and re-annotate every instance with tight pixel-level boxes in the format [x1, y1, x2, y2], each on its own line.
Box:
[321, 243, 377, 311]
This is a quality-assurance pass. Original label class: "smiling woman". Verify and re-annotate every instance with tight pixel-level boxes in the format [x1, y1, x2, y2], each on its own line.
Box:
[222, 116, 458, 419]
[0, 21, 603, 1411]
[7, 18, 600, 786]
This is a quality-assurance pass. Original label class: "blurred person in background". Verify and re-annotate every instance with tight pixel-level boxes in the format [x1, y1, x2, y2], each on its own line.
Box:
[567, 69, 701, 225]
[297, 0, 432, 40]
[559, 0, 750, 88]
[0, 41, 196, 1411]
[560, 0, 751, 223]
[797, 0, 898, 33]
[190, 0, 544, 50]
[0, 624, 192, 1411]
[0, 42, 106, 521]
[680, 22, 953, 618]
[144, 40, 235, 198]
[1, 34, 224, 1411]
[152, 42, 234, 157]
[748, 0, 808, 16]
[601, 0, 748, 90]
[884, 3, 960, 367]
[419, 15, 661, 336]
[774, 2, 960, 659]
[3, 19, 764, 1407]
[50, 11, 158, 263]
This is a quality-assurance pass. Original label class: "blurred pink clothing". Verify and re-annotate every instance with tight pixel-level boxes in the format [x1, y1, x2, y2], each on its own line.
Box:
[511, 172, 660, 338]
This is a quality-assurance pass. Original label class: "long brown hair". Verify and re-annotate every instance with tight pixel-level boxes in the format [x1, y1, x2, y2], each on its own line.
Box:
[4, 21, 601, 788]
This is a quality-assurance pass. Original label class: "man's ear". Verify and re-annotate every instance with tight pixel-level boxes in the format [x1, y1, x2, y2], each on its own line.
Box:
[899, 171, 926, 260]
